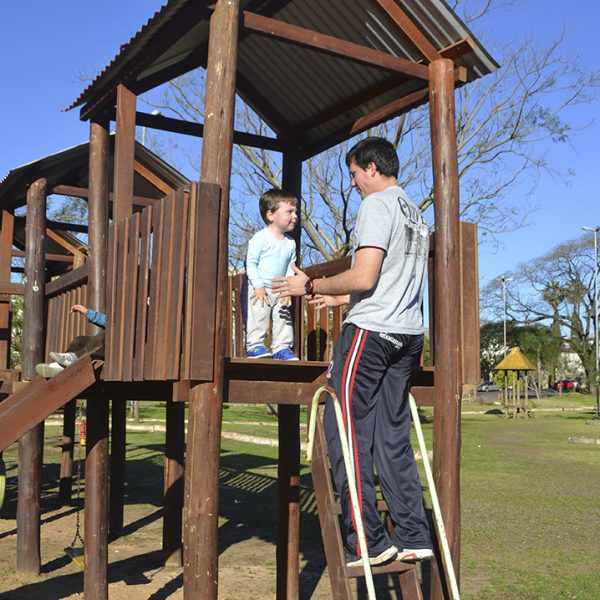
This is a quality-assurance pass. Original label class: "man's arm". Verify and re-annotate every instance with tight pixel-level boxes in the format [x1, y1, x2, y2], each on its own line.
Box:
[272, 246, 385, 297]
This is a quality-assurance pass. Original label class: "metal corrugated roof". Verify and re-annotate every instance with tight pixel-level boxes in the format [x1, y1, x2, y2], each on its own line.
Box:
[68, 0, 498, 155]
[0, 138, 190, 213]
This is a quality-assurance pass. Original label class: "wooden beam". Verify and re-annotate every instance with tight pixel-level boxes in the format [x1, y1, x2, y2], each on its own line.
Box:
[460, 221, 480, 386]
[17, 178, 47, 575]
[113, 85, 136, 224]
[45, 263, 89, 297]
[184, 1, 240, 599]
[0, 210, 15, 367]
[134, 160, 174, 195]
[130, 110, 287, 152]
[0, 282, 25, 295]
[351, 86, 430, 135]
[277, 150, 303, 597]
[51, 185, 156, 208]
[242, 11, 430, 80]
[12, 249, 73, 263]
[84, 114, 110, 599]
[429, 58, 462, 599]
[46, 228, 86, 258]
[375, 0, 442, 62]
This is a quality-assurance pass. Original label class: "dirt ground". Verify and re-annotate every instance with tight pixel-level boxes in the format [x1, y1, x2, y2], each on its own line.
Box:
[0, 444, 408, 600]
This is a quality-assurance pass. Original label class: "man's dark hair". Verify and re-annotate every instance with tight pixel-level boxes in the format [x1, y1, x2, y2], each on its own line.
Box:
[345, 136, 399, 178]
[259, 188, 298, 224]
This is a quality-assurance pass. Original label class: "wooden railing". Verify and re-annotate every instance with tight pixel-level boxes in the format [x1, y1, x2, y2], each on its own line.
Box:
[45, 264, 89, 360]
[40, 195, 478, 389]
[104, 182, 220, 382]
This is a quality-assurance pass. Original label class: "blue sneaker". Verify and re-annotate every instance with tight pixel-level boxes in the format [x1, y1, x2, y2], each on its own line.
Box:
[247, 345, 271, 358]
[272, 348, 299, 361]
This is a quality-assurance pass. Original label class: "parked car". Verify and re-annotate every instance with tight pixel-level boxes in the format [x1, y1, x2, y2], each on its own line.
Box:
[477, 381, 501, 392]
[553, 379, 578, 391]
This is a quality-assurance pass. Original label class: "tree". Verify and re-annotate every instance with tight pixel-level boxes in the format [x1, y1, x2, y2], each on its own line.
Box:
[139, 0, 600, 265]
[481, 234, 596, 387]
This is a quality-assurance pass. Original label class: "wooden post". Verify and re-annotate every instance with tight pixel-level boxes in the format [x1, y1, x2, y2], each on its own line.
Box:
[163, 391, 186, 566]
[59, 399, 76, 505]
[17, 178, 47, 574]
[429, 58, 462, 599]
[110, 85, 136, 535]
[84, 114, 110, 599]
[183, 1, 239, 598]
[84, 389, 109, 600]
[0, 210, 15, 368]
[276, 151, 302, 599]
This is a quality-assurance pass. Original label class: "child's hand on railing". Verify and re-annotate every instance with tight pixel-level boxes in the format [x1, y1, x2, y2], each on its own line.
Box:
[70, 304, 88, 315]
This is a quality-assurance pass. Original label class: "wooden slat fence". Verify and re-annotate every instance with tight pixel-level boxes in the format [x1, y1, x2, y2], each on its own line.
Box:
[104, 182, 220, 381]
[45, 265, 89, 360]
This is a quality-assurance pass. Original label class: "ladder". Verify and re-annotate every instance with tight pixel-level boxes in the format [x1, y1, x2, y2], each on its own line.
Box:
[309, 412, 425, 599]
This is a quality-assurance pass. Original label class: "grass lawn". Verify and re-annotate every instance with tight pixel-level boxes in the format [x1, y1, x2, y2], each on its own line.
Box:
[2, 401, 599, 599]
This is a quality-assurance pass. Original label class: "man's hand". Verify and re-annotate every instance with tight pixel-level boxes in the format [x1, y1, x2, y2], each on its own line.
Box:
[272, 264, 308, 298]
[309, 293, 349, 309]
[251, 287, 269, 307]
[71, 304, 87, 315]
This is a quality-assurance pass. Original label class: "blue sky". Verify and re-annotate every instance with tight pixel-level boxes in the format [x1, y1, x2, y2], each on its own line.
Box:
[1, 1, 598, 286]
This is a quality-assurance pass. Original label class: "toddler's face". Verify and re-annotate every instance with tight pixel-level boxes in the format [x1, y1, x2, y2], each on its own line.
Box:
[268, 201, 298, 233]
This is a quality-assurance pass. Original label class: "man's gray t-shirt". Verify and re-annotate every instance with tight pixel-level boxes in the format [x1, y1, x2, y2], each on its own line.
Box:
[345, 185, 429, 334]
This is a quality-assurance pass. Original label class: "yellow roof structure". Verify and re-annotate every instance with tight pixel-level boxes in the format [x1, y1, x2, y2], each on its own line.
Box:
[494, 347, 535, 371]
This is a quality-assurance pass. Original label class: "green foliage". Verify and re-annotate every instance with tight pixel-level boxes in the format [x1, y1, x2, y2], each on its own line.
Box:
[9, 295, 23, 368]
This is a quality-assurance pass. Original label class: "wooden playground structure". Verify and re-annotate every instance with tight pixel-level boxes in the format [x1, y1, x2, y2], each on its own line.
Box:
[0, 1, 497, 598]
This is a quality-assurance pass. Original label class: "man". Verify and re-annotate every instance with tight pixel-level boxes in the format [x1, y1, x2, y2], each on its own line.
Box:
[273, 137, 432, 566]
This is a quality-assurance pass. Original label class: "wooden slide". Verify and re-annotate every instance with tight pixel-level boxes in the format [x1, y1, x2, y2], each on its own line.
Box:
[0, 355, 98, 453]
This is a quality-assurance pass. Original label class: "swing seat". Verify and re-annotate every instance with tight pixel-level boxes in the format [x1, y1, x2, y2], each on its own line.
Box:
[65, 546, 85, 569]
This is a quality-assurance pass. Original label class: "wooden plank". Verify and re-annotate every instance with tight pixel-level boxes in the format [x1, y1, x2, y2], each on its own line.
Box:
[306, 304, 317, 361]
[318, 306, 329, 361]
[45, 263, 89, 297]
[0, 356, 97, 452]
[304, 257, 351, 279]
[428, 234, 436, 367]
[0, 210, 14, 368]
[123, 213, 141, 381]
[104, 225, 118, 380]
[113, 219, 130, 379]
[166, 188, 189, 379]
[460, 221, 480, 386]
[144, 198, 165, 378]
[188, 183, 220, 380]
[309, 415, 353, 598]
[0, 282, 25, 295]
[180, 183, 196, 379]
[133, 205, 152, 381]
[112, 84, 136, 224]
[242, 11, 429, 80]
[155, 192, 175, 380]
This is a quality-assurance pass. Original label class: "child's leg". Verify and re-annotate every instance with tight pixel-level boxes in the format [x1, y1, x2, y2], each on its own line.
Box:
[270, 292, 294, 353]
[246, 284, 271, 352]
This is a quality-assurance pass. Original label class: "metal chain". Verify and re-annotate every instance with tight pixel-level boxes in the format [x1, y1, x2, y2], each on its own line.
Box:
[69, 400, 85, 549]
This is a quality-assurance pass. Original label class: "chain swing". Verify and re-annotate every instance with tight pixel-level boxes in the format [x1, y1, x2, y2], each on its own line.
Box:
[65, 399, 85, 568]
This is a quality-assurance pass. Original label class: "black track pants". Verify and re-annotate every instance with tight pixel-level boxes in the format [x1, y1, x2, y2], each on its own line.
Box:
[323, 323, 431, 555]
